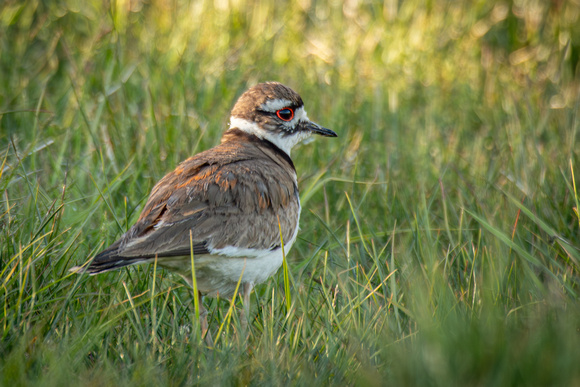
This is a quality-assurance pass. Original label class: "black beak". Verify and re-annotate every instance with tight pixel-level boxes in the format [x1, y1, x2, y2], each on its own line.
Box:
[303, 121, 337, 137]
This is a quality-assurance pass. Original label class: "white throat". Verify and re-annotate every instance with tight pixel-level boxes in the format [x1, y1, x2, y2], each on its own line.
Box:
[229, 117, 312, 156]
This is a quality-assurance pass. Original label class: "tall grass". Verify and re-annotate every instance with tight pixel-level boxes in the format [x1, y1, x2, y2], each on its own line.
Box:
[1, 0, 579, 385]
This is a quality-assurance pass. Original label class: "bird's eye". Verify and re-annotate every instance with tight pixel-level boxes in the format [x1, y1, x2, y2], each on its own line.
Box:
[276, 108, 294, 121]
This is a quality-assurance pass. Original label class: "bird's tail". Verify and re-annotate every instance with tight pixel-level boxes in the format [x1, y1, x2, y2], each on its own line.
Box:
[70, 245, 144, 275]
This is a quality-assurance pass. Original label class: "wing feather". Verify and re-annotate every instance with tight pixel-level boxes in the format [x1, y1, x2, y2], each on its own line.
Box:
[86, 134, 299, 274]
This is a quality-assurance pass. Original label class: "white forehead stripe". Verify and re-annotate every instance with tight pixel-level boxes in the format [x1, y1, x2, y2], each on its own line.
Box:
[293, 106, 308, 123]
[261, 99, 293, 112]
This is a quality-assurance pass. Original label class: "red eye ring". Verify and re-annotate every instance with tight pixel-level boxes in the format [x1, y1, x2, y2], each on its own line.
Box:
[276, 108, 294, 121]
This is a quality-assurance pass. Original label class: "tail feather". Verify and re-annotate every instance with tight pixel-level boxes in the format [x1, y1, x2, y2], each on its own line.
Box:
[70, 245, 145, 275]
[70, 238, 210, 275]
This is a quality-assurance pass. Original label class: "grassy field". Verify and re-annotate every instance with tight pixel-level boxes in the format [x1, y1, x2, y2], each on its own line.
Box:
[1, 0, 580, 385]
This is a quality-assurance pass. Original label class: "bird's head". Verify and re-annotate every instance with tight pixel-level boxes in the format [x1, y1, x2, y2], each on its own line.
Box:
[229, 82, 337, 155]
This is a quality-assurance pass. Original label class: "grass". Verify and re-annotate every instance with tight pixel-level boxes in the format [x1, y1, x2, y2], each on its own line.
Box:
[1, 0, 580, 385]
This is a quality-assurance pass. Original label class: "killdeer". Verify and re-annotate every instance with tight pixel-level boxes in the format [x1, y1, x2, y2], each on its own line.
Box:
[73, 82, 337, 344]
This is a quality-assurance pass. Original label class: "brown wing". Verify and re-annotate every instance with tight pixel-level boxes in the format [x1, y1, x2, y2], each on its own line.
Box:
[87, 131, 299, 273]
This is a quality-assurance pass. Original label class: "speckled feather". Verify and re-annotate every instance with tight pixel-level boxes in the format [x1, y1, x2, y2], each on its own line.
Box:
[78, 82, 336, 301]
[87, 129, 300, 275]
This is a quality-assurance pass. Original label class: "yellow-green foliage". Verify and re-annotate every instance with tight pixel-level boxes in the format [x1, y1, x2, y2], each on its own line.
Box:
[1, 0, 579, 385]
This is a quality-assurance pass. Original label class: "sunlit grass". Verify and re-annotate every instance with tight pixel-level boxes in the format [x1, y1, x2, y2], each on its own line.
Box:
[1, 0, 580, 385]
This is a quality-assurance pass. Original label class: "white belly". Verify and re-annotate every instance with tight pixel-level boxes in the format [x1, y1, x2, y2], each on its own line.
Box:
[158, 225, 298, 298]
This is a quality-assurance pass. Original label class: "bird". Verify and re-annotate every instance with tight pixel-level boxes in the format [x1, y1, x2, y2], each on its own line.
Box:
[72, 82, 337, 345]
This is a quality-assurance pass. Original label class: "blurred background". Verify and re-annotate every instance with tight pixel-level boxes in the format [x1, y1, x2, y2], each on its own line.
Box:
[1, 0, 579, 385]
[2, 0, 579, 200]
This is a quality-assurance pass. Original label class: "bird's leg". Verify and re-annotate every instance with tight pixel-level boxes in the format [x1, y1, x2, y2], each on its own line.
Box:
[198, 291, 214, 347]
[240, 282, 253, 335]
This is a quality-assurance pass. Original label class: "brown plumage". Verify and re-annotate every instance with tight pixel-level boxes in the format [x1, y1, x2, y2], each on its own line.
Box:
[87, 129, 299, 290]
[72, 82, 337, 345]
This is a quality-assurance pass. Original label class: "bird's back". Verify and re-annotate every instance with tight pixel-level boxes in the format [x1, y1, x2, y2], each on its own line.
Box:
[86, 128, 301, 285]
